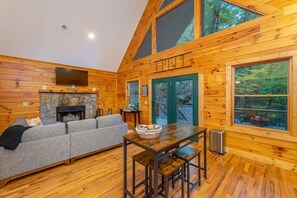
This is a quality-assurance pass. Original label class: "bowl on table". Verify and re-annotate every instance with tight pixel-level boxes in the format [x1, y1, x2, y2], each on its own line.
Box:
[135, 124, 163, 139]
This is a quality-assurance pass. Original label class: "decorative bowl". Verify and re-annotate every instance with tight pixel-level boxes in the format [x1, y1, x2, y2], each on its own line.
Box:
[135, 124, 163, 139]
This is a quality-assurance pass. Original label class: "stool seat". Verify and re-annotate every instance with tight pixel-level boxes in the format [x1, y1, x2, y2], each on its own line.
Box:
[132, 151, 154, 166]
[149, 156, 185, 177]
[174, 146, 200, 162]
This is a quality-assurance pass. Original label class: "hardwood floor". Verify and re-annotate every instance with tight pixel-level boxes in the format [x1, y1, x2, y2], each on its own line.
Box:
[0, 144, 296, 198]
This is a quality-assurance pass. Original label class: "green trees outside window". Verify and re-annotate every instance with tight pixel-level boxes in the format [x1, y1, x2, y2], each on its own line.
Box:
[234, 61, 288, 130]
[203, 0, 261, 36]
[134, 0, 262, 59]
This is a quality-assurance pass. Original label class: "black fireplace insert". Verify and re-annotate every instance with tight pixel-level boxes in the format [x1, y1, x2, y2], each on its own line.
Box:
[56, 106, 85, 122]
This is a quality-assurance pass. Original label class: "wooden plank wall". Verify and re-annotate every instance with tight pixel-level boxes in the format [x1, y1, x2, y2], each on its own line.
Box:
[117, 0, 297, 171]
[0, 55, 117, 132]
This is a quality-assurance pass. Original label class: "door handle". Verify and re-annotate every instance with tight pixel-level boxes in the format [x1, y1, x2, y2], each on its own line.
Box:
[152, 101, 154, 112]
[156, 102, 159, 117]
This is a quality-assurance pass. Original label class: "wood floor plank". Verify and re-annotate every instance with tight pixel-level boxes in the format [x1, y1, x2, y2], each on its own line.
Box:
[0, 143, 296, 198]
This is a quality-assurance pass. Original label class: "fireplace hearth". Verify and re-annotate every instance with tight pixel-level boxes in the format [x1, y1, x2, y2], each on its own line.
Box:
[56, 106, 86, 122]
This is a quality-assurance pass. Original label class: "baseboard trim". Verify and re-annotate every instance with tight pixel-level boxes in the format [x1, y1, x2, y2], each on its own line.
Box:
[70, 143, 123, 164]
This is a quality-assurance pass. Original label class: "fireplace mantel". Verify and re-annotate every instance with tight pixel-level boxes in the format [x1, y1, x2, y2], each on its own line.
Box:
[39, 90, 99, 94]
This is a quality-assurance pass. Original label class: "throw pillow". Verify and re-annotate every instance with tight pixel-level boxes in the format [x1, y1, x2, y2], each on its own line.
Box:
[26, 117, 43, 127]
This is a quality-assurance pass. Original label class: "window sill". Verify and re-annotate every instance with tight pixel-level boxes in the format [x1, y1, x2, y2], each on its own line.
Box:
[225, 124, 297, 143]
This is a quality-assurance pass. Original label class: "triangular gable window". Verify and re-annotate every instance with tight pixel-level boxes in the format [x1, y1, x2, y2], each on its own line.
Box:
[135, 0, 262, 57]
[134, 27, 152, 60]
[156, 0, 194, 52]
[203, 0, 261, 36]
[176, 18, 194, 46]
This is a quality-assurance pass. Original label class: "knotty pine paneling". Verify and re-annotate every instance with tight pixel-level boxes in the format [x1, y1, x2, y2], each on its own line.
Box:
[0, 55, 117, 132]
[117, 0, 297, 171]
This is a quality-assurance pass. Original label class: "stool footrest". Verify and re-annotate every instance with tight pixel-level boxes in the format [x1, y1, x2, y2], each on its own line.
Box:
[176, 175, 199, 186]
[135, 179, 146, 189]
[190, 180, 200, 191]
[189, 163, 200, 168]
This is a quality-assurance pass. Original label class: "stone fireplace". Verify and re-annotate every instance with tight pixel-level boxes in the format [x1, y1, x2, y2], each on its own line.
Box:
[40, 93, 97, 122]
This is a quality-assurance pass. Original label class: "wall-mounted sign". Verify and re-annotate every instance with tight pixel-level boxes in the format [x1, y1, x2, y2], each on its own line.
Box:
[142, 84, 148, 96]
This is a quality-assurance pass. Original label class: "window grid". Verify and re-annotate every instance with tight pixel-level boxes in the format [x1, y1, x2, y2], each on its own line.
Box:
[232, 60, 289, 131]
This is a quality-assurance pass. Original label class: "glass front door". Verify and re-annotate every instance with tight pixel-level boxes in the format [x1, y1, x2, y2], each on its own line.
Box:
[152, 74, 198, 126]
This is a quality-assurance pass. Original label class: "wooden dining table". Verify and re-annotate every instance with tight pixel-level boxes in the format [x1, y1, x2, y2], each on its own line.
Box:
[123, 123, 207, 198]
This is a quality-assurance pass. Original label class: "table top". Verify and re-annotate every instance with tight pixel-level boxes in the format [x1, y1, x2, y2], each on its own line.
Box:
[123, 123, 207, 153]
[120, 109, 141, 113]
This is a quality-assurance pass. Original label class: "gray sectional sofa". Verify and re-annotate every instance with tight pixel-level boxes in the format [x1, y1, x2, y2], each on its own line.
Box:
[0, 114, 127, 188]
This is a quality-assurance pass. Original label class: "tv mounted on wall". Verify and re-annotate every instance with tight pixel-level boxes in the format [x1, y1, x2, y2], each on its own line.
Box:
[56, 67, 88, 86]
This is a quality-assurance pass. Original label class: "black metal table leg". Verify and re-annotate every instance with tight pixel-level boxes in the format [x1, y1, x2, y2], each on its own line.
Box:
[198, 152, 201, 185]
[153, 154, 158, 198]
[187, 162, 190, 198]
[203, 131, 207, 179]
[145, 166, 149, 195]
[138, 111, 141, 125]
[123, 139, 127, 198]
[132, 159, 136, 194]
[181, 165, 185, 197]
[134, 112, 136, 128]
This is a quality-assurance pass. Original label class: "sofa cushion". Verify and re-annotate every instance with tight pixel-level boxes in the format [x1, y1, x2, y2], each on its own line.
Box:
[41, 118, 61, 125]
[70, 123, 128, 158]
[67, 119, 97, 133]
[96, 114, 122, 128]
[21, 123, 66, 143]
[11, 117, 28, 127]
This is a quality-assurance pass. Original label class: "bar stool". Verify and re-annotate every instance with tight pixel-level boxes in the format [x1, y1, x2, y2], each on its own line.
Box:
[174, 145, 201, 198]
[132, 150, 154, 195]
[148, 155, 185, 197]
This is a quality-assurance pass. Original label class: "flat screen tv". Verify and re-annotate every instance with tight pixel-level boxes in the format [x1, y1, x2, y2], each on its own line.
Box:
[56, 67, 88, 86]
